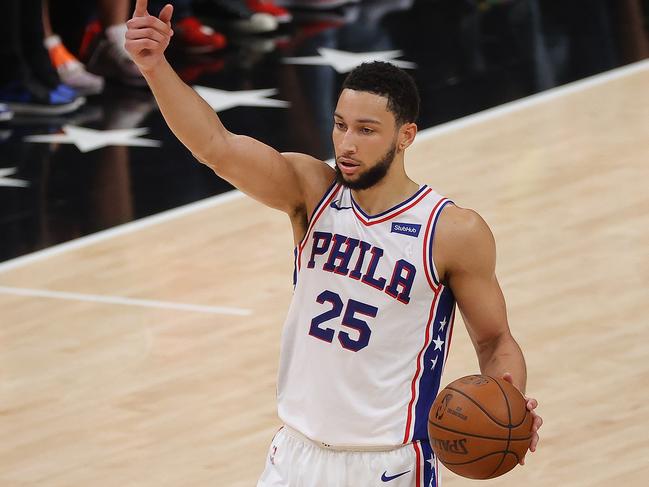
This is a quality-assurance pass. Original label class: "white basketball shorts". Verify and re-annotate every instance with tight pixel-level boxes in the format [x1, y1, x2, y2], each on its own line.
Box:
[257, 426, 439, 487]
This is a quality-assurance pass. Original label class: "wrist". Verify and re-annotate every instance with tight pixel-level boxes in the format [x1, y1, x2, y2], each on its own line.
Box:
[139, 57, 170, 79]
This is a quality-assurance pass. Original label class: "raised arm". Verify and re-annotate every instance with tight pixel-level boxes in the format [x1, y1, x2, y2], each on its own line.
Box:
[434, 205, 542, 457]
[124, 0, 333, 218]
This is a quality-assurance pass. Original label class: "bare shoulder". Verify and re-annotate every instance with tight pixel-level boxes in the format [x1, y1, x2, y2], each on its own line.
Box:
[282, 152, 336, 212]
[436, 205, 493, 244]
[282, 152, 335, 181]
[434, 204, 496, 280]
[281, 153, 335, 244]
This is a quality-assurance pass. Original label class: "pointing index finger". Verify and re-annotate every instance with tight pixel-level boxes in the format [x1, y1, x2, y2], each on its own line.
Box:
[134, 0, 149, 17]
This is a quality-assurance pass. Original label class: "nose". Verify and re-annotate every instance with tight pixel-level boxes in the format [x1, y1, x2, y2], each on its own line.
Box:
[339, 130, 357, 155]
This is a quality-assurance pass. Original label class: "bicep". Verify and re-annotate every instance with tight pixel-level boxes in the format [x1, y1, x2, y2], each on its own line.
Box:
[198, 132, 319, 214]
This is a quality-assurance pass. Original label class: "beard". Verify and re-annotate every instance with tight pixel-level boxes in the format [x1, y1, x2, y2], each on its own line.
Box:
[335, 143, 397, 190]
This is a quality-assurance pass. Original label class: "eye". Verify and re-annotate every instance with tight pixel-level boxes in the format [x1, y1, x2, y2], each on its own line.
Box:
[334, 121, 346, 130]
[361, 127, 374, 135]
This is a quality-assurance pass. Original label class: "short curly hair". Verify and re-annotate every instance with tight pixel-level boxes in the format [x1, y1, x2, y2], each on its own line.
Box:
[341, 61, 420, 126]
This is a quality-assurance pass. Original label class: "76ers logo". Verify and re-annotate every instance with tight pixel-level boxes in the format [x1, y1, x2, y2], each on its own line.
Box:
[435, 393, 453, 420]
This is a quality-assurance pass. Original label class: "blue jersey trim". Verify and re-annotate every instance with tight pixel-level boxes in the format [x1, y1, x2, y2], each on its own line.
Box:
[350, 185, 428, 219]
[420, 440, 437, 487]
[412, 286, 455, 443]
[427, 200, 454, 286]
[311, 179, 338, 223]
[292, 247, 298, 288]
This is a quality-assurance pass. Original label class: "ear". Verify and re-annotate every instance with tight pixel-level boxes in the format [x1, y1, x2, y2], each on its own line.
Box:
[398, 122, 418, 152]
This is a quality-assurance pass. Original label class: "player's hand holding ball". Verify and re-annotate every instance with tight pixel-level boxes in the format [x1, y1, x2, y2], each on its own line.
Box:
[125, 0, 174, 73]
[428, 373, 542, 479]
[502, 372, 542, 464]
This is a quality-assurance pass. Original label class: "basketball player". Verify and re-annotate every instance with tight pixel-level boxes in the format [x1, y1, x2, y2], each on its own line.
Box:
[125, 1, 542, 485]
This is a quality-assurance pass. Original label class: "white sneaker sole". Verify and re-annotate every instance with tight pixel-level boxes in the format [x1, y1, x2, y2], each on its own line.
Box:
[7, 96, 86, 116]
[233, 13, 279, 33]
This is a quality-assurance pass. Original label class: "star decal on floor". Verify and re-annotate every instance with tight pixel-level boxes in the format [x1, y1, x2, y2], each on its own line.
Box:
[0, 167, 29, 188]
[283, 48, 416, 73]
[24, 125, 161, 153]
[193, 87, 290, 112]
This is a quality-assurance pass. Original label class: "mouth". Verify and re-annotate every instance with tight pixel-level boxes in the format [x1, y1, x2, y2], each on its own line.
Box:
[337, 158, 360, 175]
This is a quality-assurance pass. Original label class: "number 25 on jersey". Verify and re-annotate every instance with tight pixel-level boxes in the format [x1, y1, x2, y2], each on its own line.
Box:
[308, 290, 378, 352]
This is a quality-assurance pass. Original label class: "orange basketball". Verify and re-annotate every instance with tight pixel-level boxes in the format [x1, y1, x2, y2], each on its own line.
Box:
[427, 375, 532, 479]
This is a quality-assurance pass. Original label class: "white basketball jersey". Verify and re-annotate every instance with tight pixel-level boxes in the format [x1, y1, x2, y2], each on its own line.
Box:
[277, 182, 456, 447]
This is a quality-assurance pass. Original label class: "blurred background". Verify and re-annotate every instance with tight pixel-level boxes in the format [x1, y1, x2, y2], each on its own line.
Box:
[1, 0, 648, 262]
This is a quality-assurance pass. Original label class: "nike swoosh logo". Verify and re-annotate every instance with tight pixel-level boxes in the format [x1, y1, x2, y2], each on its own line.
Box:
[381, 470, 411, 482]
[330, 201, 352, 210]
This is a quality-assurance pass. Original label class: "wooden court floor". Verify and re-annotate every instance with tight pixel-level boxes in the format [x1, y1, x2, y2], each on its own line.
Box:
[1, 60, 648, 486]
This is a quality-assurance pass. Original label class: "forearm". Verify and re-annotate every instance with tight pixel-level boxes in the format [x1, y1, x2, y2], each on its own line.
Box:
[141, 59, 227, 163]
[477, 333, 527, 394]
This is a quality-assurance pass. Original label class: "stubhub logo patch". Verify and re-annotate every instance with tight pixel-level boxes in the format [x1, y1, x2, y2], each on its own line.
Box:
[391, 222, 421, 238]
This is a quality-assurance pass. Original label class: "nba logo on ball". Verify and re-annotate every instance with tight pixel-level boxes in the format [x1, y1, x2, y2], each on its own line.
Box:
[428, 375, 533, 480]
[435, 393, 453, 420]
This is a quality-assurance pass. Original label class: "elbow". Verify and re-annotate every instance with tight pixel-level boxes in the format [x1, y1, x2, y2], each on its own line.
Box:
[193, 151, 218, 171]
[475, 330, 515, 362]
[476, 330, 505, 352]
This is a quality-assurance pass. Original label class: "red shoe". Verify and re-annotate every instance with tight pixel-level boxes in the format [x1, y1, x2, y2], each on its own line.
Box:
[78, 20, 102, 62]
[175, 17, 227, 53]
[247, 0, 293, 23]
[177, 58, 225, 84]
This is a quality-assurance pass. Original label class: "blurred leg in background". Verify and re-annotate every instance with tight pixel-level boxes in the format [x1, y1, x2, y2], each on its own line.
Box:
[0, 0, 84, 115]
[76, 0, 146, 86]
[43, 0, 105, 95]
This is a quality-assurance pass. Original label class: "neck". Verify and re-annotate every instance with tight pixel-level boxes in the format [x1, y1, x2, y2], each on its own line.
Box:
[351, 167, 419, 216]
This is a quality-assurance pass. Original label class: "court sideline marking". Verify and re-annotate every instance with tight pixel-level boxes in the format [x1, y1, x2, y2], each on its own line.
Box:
[0, 285, 252, 316]
[0, 58, 647, 312]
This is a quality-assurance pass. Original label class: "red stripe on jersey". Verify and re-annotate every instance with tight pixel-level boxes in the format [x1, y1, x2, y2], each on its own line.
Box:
[403, 289, 440, 443]
[297, 184, 342, 271]
[413, 441, 423, 486]
[352, 187, 433, 226]
[422, 197, 449, 291]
